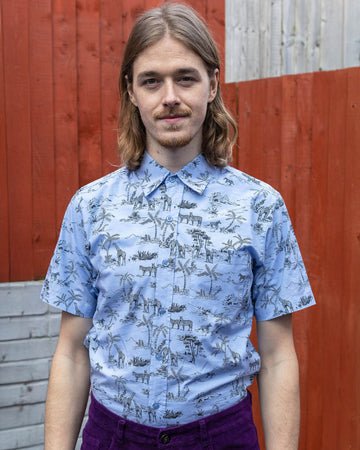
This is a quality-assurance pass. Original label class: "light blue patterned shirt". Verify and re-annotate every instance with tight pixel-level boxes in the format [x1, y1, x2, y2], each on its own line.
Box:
[41, 152, 315, 427]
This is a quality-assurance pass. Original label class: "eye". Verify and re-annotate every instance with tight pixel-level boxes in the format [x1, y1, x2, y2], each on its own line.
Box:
[178, 76, 196, 86]
[143, 78, 160, 88]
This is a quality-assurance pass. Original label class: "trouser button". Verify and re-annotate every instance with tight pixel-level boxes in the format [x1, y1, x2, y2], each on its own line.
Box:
[160, 433, 171, 444]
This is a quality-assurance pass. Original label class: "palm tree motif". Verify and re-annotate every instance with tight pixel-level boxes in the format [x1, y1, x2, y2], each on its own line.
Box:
[55, 289, 82, 309]
[175, 259, 192, 292]
[215, 312, 230, 325]
[161, 218, 176, 241]
[140, 168, 151, 184]
[117, 272, 134, 296]
[125, 179, 140, 202]
[221, 239, 236, 252]
[95, 207, 115, 232]
[112, 374, 128, 397]
[63, 261, 78, 285]
[137, 314, 154, 347]
[101, 232, 121, 263]
[233, 234, 252, 249]
[197, 263, 223, 295]
[153, 323, 170, 349]
[141, 211, 161, 240]
[169, 367, 188, 398]
[103, 305, 120, 328]
[224, 210, 246, 231]
[168, 366, 187, 398]
[106, 331, 123, 361]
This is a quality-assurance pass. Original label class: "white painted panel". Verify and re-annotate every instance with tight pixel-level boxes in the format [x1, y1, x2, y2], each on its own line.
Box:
[306, 0, 322, 73]
[281, 0, 296, 75]
[344, 0, 360, 67]
[226, 0, 360, 82]
[270, 0, 283, 78]
[320, 0, 344, 70]
[246, 0, 261, 80]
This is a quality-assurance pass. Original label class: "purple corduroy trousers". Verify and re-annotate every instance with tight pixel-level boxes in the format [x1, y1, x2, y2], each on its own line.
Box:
[81, 391, 259, 449]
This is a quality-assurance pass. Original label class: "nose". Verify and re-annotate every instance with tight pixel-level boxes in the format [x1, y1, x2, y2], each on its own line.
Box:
[162, 79, 180, 107]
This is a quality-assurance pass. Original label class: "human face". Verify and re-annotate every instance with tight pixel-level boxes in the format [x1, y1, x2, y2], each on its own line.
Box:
[127, 35, 219, 165]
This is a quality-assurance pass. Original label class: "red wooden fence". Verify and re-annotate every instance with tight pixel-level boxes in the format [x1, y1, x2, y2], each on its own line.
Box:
[1, 1, 359, 448]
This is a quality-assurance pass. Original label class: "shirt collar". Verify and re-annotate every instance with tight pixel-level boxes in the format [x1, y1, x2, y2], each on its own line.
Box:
[135, 151, 217, 197]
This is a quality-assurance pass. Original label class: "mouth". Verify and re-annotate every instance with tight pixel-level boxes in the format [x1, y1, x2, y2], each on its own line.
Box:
[156, 111, 190, 124]
[160, 116, 186, 124]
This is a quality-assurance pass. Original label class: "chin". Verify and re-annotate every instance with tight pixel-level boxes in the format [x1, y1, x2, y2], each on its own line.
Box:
[157, 135, 193, 149]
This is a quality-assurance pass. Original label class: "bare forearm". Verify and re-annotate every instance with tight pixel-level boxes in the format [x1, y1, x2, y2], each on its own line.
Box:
[45, 350, 90, 450]
[258, 357, 300, 450]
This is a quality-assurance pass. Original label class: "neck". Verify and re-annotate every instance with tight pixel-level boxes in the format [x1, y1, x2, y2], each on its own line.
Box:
[146, 142, 202, 174]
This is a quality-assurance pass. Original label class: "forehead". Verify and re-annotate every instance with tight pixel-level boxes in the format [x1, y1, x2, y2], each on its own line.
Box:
[132, 35, 208, 77]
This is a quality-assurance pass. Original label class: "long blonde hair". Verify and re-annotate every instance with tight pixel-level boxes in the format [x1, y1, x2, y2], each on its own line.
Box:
[118, 2, 237, 170]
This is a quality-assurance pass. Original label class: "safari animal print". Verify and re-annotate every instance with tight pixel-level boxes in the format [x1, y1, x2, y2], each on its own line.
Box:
[42, 152, 315, 426]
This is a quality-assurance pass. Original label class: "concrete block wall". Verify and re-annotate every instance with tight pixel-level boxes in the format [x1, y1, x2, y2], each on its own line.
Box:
[0, 282, 87, 449]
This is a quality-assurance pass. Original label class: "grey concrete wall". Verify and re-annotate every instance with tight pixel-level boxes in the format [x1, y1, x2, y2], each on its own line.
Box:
[0, 282, 87, 450]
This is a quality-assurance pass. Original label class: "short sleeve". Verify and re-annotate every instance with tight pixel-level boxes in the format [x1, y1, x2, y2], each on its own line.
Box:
[252, 194, 315, 321]
[40, 193, 98, 317]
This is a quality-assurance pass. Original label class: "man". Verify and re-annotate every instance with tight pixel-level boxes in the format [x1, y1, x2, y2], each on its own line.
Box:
[42, 3, 315, 449]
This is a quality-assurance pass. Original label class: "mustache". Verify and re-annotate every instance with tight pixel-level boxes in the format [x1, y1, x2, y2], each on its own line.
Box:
[154, 107, 192, 119]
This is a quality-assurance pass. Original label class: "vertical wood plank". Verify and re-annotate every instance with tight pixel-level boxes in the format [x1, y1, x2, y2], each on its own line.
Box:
[320, 0, 344, 70]
[29, 0, 56, 278]
[207, 0, 239, 168]
[2, 0, 33, 280]
[246, 0, 260, 81]
[340, 67, 360, 448]
[99, 0, 122, 175]
[280, 75, 297, 217]
[294, 0, 308, 73]
[344, 0, 360, 68]
[187, 0, 207, 19]
[304, 69, 329, 450]
[321, 69, 347, 449]
[306, 0, 321, 73]
[0, 2, 10, 281]
[239, 79, 267, 180]
[225, 0, 247, 83]
[77, 0, 102, 186]
[259, 0, 270, 79]
[282, 0, 296, 75]
[294, 73, 313, 253]
[291, 72, 313, 449]
[237, 81, 253, 173]
[121, 0, 145, 46]
[269, 0, 282, 78]
[53, 0, 79, 231]
[263, 77, 282, 190]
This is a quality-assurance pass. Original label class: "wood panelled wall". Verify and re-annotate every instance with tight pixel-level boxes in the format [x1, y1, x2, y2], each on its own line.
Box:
[0, 1, 359, 448]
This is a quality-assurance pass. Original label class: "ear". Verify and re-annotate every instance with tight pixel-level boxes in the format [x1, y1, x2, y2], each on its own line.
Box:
[208, 68, 219, 103]
[126, 75, 138, 107]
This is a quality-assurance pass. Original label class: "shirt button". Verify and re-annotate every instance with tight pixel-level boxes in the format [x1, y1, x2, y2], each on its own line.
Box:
[156, 353, 163, 361]
[162, 259, 169, 267]
[166, 215, 173, 223]
[168, 177, 176, 183]
[159, 307, 166, 315]
[160, 433, 171, 444]
[152, 402, 160, 410]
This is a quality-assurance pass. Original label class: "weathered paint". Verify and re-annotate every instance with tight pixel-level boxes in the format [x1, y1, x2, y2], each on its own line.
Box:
[226, 0, 360, 82]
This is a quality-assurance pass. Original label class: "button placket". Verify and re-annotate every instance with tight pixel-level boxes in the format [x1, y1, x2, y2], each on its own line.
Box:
[147, 175, 183, 424]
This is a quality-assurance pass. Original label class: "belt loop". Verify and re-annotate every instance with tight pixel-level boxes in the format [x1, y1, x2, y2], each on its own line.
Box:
[200, 419, 211, 449]
[116, 418, 126, 443]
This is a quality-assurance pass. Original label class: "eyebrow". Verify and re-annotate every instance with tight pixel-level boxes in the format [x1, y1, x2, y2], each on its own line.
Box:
[136, 68, 202, 82]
